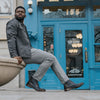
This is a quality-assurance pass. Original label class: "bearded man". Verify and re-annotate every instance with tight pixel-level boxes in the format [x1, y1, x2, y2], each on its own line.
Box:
[6, 6, 84, 92]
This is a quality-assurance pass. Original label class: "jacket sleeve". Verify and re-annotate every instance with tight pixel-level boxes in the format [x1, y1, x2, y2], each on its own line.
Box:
[6, 21, 18, 58]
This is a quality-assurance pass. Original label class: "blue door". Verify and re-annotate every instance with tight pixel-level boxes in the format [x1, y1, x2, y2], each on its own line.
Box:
[59, 23, 89, 89]
[39, 26, 63, 90]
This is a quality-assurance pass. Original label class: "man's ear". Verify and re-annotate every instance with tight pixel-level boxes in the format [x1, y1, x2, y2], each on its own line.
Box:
[25, 14, 26, 18]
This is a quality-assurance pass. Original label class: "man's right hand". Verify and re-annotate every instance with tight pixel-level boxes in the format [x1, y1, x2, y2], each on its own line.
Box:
[13, 56, 23, 65]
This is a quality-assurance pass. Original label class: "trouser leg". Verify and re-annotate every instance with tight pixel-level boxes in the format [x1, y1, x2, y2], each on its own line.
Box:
[23, 48, 69, 84]
[23, 48, 54, 81]
[32, 58, 54, 81]
[51, 58, 69, 84]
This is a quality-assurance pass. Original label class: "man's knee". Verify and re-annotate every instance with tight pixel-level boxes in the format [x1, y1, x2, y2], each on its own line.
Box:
[46, 54, 56, 63]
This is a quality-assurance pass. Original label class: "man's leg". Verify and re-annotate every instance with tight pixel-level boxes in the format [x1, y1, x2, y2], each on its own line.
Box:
[24, 48, 68, 83]
[51, 57, 69, 84]
[50, 56, 84, 91]
[23, 48, 59, 91]
[23, 48, 84, 91]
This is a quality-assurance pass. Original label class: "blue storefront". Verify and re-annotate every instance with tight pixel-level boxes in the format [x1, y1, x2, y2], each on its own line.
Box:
[24, 0, 100, 90]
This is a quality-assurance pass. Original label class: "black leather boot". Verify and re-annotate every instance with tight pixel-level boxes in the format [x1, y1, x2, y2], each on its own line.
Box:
[64, 80, 84, 91]
[26, 77, 46, 92]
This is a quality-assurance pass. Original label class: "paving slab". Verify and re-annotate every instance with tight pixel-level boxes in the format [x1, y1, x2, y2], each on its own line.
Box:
[0, 88, 100, 100]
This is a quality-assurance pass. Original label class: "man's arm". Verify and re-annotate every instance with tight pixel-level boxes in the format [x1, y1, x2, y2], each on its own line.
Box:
[6, 21, 18, 58]
[6, 21, 23, 64]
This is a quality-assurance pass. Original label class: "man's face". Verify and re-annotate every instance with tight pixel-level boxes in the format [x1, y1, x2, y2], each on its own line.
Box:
[15, 8, 26, 21]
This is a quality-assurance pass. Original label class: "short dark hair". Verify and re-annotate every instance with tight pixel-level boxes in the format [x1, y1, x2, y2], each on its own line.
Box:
[15, 6, 26, 13]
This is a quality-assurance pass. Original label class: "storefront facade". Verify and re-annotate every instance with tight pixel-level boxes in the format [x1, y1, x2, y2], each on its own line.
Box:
[24, 0, 100, 90]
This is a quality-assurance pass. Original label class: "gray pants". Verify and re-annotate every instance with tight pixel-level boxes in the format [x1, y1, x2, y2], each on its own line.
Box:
[23, 48, 69, 84]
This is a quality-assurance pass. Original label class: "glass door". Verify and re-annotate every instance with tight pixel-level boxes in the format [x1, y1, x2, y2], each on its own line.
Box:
[66, 30, 83, 78]
[60, 24, 89, 89]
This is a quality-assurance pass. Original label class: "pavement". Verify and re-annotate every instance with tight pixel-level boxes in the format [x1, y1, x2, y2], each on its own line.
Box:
[0, 88, 100, 100]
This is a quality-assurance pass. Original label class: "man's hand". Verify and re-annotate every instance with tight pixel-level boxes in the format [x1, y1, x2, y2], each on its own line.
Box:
[14, 56, 23, 64]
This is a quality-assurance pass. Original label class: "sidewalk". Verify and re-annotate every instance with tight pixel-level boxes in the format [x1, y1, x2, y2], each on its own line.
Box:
[0, 88, 100, 100]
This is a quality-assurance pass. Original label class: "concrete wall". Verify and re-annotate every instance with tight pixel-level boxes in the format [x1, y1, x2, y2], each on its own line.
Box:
[0, 0, 25, 88]
[16, 0, 24, 7]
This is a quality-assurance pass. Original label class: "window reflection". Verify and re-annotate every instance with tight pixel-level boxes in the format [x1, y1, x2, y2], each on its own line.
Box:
[49, 0, 59, 2]
[94, 26, 100, 62]
[43, 6, 85, 18]
[65, 30, 83, 78]
[43, 27, 54, 54]
[94, 26, 100, 43]
[95, 46, 100, 62]
[93, 6, 100, 18]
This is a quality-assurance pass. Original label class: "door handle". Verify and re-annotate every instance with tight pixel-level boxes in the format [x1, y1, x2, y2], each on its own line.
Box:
[85, 48, 88, 63]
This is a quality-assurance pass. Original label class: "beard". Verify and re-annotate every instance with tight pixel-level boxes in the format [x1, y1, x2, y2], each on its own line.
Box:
[15, 15, 25, 22]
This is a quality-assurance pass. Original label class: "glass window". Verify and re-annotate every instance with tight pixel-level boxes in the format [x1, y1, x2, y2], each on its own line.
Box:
[93, 6, 100, 18]
[94, 26, 100, 43]
[49, 0, 59, 2]
[65, 30, 83, 78]
[43, 27, 54, 54]
[95, 46, 100, 62]
[43, 6, 85, 18]
[94, 26, 100, 62]
[64, 0, 74, 1]
[37, 0, 44, 2]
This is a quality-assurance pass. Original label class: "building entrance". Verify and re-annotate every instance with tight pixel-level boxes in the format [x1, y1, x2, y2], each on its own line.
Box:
[59, 23, 89, 89]
[39, 23, 89, 89]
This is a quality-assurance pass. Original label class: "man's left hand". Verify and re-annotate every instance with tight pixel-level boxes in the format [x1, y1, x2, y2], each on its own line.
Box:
[14, 56, 23, 65]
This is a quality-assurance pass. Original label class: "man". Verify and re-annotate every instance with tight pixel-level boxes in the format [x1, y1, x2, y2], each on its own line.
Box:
[6, 6, 84, 92]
